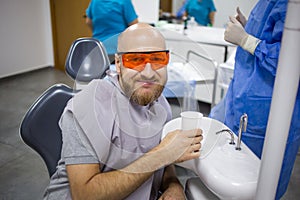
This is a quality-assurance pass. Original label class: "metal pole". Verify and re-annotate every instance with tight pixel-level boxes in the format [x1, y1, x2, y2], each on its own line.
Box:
[255, 1, 300, 199]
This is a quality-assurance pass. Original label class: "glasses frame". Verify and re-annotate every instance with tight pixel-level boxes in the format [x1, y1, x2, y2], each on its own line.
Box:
[117, 50, 170, 55]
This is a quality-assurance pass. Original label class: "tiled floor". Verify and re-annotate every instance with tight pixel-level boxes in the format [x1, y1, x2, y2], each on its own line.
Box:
[0, 67, 299, 199]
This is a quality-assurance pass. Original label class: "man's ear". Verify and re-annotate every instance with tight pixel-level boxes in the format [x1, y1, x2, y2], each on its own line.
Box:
[115, 54, 121, 74]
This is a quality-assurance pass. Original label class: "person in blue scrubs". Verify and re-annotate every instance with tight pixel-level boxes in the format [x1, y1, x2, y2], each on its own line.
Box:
[85, 0, 138, 42]
[184, 0, 216, 26]
[209, 0, 300, 199]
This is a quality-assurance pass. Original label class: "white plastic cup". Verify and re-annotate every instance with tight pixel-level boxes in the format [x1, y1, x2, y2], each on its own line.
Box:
[180, 111, 203, 131]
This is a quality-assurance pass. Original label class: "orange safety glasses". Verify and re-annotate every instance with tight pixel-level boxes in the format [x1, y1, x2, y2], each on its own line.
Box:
[118, 50, 170, 72]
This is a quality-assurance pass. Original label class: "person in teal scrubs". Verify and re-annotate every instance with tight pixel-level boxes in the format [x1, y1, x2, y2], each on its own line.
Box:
[85, 0, 138, 42]
[185, 0, 216, 26]
[209, 0, 300, 199]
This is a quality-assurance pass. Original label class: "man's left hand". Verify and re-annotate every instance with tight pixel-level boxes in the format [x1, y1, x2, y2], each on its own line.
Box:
[159, 184, 186, 200]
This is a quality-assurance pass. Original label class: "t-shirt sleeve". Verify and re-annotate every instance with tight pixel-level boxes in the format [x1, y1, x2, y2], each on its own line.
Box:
[86, 0, 93, 19]
[209, 0, 217, 12]
[60, 110, 99, 165]
[123, 0, 138, 24]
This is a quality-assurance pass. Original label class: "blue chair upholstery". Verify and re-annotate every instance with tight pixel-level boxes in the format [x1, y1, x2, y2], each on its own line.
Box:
[65, 37, 110, 83]
[20, 84, 76, 177]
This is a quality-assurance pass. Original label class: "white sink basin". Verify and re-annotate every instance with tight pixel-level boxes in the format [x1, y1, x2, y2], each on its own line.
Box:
[162, 117, 261, 200]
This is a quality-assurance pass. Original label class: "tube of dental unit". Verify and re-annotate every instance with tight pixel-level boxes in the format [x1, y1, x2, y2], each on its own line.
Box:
[255, 1, 300, 199]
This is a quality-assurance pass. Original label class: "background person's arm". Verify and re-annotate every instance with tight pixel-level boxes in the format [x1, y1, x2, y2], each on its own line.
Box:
[67, 128, 202, 200]
[128, 18, 138, 26]
[209, 11, 216, 26]
[85, 16, 93, 32]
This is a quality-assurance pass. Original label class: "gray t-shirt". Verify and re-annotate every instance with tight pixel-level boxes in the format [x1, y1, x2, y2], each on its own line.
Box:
[43, 77, 172, 200]
[43, 111, 98, 200]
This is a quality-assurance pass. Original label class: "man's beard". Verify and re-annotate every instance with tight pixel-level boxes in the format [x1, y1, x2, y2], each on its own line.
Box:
[131, 84, 164, 106]
[122, 81, 164, 106]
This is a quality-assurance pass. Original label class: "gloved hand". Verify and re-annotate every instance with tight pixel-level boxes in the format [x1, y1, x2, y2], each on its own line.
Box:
[224, 16, 260, 55]
[236, 7, 247, 27]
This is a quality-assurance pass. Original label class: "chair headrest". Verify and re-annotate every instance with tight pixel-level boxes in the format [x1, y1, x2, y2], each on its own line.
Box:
[65, 38, 110, 82]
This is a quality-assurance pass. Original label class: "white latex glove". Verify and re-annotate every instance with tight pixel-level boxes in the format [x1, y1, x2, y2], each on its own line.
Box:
[224, 16, 260, 55]
[236, 7, 247, 27]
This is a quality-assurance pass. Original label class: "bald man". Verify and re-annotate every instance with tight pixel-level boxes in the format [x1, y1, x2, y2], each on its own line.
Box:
[43, 23, 202, 200]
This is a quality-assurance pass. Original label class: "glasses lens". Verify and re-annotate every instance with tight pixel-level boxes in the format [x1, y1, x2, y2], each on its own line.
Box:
[121, 51, 169, 71]
[124, 54, 146, 68]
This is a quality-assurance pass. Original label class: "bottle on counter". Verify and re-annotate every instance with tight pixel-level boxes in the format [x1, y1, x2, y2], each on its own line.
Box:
[189, 16, 196, 30]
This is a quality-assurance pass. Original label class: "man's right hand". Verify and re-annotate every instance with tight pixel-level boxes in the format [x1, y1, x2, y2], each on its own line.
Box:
[158, 129, 203, 164]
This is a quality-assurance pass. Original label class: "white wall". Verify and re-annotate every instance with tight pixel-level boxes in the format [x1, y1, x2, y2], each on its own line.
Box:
[213, 0, 258, 28]
[0, 0, 53, 78]
[132, 0, 160, 24]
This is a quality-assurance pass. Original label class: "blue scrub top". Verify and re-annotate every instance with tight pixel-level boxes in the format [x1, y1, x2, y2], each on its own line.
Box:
[185, 0, 216, 26]
[86, 0, 138, 42]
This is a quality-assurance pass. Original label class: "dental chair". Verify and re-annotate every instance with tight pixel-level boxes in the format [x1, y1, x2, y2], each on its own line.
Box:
[20, 38, 110, 177]
[20, 84, 76, 177]
[185, 177, 219, 200]
[65, 37, 110, 90]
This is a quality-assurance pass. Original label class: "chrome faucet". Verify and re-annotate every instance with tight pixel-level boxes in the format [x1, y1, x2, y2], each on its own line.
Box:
[236, 113, 248, 150]
[216, 129, 235, 145]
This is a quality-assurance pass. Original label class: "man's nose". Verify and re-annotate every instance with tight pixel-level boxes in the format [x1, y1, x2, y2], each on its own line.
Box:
[140, 63, 155, 78]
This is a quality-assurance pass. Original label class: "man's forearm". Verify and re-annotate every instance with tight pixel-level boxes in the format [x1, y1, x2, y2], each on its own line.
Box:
[85, 17, 93, 31]
[68, 145, 171, 200]
[86, 169, 153, 200]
